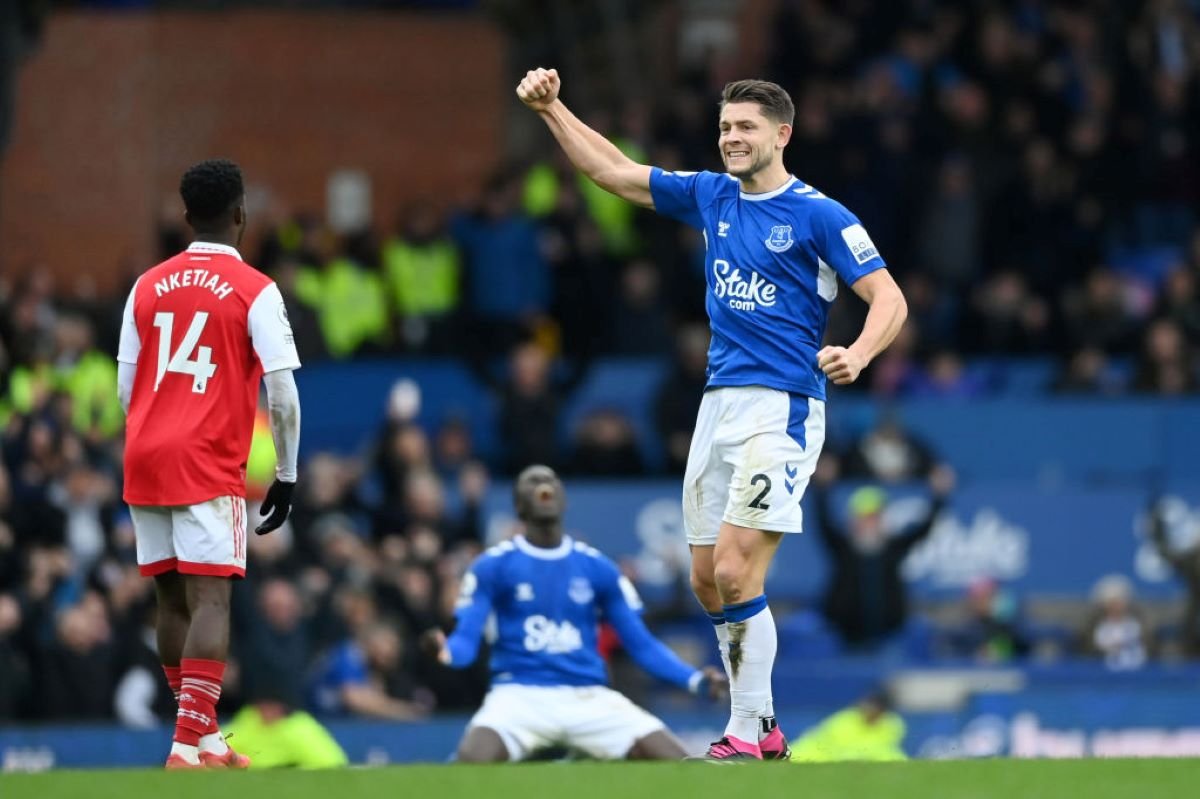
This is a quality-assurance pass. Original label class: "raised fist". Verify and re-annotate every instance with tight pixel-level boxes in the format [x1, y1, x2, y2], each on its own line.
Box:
[516, 68, 561, 112]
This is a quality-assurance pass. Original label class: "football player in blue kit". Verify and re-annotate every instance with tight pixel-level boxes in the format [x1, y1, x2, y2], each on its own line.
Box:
[422, 465, 726, 762]
[515, 69, 908, 760]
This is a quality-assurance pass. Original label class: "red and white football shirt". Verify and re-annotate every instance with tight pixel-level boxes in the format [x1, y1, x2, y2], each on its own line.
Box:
[119, 242, 301, 507]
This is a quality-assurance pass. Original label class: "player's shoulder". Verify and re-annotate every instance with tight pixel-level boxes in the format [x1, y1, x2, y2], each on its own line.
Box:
[228, 259, 275, 293]
[477, 539, 524, 573]
[570, 540, 621, 577]
[658, 168, 738, 195]
[783, 181, 857, 220]
[481, 539, 517, 561]
[570, 539, 607, 560]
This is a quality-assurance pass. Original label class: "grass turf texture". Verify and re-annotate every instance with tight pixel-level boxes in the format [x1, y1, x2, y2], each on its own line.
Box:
[3, 759, 1195, 799]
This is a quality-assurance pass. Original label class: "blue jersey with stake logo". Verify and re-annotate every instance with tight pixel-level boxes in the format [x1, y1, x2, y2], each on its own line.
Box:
[650, 170, 886, 401]
[444, 535, 699, 691]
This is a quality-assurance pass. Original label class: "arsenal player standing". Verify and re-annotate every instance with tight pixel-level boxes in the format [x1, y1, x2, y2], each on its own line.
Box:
[117, 159, 301, 769]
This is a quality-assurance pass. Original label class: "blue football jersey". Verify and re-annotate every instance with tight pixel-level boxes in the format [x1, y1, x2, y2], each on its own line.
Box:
[649, 170, 886, 400]
[444, 535, 698, 691]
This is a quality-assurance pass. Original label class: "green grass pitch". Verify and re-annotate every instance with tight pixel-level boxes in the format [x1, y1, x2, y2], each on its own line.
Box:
[3, 759, 1195, 799]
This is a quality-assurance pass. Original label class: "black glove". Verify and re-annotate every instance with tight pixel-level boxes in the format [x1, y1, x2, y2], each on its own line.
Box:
[255, 479, 296, 535]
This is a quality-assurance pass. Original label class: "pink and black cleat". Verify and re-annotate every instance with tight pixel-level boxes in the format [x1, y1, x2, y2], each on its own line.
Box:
[759, 724, 792, 761]
[693, 735, 763, 762]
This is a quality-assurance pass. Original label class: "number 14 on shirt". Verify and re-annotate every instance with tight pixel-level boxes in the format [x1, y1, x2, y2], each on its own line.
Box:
[153, 311, 217, 394]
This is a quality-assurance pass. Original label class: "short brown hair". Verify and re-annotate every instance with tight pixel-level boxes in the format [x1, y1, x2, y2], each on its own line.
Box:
[720, 80, 795, 126]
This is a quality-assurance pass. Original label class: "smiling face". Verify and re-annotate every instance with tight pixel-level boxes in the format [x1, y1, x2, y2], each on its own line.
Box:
[718, 102, 790, 179]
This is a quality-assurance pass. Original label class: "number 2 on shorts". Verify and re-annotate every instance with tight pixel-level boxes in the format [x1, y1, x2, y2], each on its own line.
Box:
[748, 473, 772, 510]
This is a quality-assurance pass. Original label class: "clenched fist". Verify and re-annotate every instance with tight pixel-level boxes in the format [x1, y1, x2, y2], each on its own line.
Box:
[817, 346, 867, 385]
[516, 68, 561, 112]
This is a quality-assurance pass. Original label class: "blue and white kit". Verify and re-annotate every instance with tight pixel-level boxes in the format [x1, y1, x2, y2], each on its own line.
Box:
[444, 535, 702, 759]
[649, 170, 887, 543]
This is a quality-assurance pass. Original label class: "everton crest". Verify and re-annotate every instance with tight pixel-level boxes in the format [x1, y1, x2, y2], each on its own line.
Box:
[765, 224, 794, 253]
[569, 577, 594, 604]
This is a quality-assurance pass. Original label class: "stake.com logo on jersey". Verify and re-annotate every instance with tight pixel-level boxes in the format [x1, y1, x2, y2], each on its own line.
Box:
[712, 259, 777, 312]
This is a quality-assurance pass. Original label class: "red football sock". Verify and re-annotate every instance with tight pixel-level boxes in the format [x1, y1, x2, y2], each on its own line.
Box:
[173, 658, 225, 747]
[162, 665, 182, 701]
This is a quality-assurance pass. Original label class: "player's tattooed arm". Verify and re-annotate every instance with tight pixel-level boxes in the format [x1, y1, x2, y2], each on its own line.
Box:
[516, 68, 654, 208]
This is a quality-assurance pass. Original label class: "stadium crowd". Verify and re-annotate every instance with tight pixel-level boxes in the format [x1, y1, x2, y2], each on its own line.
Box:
[3, 0, 1200, 723]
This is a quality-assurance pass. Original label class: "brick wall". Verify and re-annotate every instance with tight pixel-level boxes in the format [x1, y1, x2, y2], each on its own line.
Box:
[0, 10, 505, 291]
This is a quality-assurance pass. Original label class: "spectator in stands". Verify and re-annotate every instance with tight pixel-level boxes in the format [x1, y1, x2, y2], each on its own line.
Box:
[1147, 499, 1200, 658]
[383, 205, 462, 353]
[48, 461, 116, 577]
[789, 690, 907, 763]
[1, 272, 57, 368]
[294, 231, 390, 359]
[1157, 263, 1200, 343]
[964, 270, 1052, 354]
[1132, 318, 1197, 395]
[310, 621, 431, 720]
[536, 177, 618, 361]
[453, 171, 549, 358]
[224, 672, 349, 769]
[895, 273, 957, 353]
[941, 578, 1029, 664]
[1053, 347, 1124, 395]
[433, 417, 474, 478]
[289, 454, 367, 563]
[38, 594, 118, 719]
[312, 514, 375, 590]
[608, 259, 672, 356]
[569, 408, 645, 477]
[379, 467, 483, 549]
[50, 315, 122, 440]
[842, 414, 936, 484]
[1062, 268, 1139, 355]
[1080, 574, 1154, 671]
[379, 559, 441, 642]
[240, 578, 312, 711]
[902, 351, 988, 399]
[811, 456, 955, 649]
[915, 155, 983, 293]
[372, 421, 434, 538]
[498, 341, 563, 473]
[653, 323, 709, 473]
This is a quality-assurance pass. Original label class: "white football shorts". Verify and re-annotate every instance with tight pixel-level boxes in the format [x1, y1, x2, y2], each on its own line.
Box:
[682, 386, 826, 545]
[467, 683, 666, 760]
[131, 495, 248, 578]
